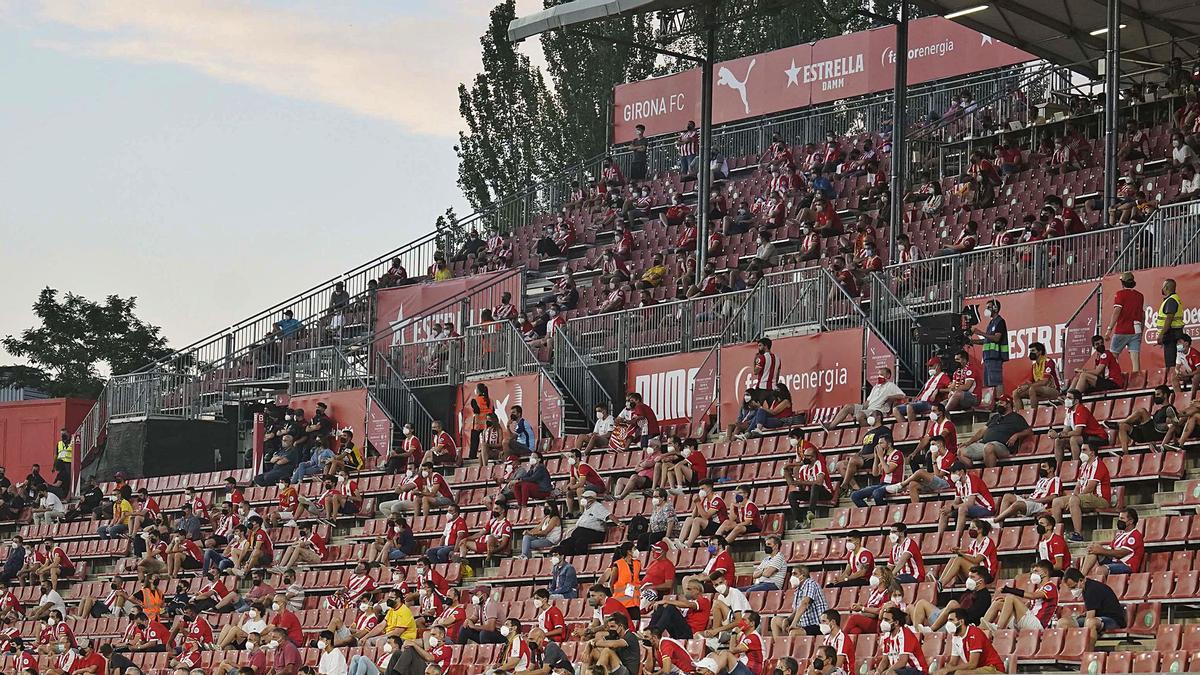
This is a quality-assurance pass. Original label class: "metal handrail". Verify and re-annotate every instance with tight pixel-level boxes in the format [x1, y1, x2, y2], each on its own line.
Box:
[551, 330, 612, 422]
[286, 346, 369, 396]
[373, 352, 437, 442]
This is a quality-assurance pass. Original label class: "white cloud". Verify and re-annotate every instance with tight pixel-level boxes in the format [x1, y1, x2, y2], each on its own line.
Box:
[16, 0, 538, 137]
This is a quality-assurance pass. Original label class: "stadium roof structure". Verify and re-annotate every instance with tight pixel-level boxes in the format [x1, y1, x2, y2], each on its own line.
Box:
[508, 0, 698, 42]
[917, 0, 1200, 77]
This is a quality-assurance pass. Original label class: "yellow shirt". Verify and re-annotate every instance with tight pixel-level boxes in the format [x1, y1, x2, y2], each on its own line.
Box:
[434, 268, 453, 282]
[641, 265, 667, 286]
[113, 499, 133, 526]
[384, 604, 417, 639]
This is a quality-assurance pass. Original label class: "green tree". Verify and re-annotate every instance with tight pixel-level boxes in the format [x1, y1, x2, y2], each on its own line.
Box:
[2, 288, 172, 398]
[539, 2, 659, 164]
[455, 0, 562, 214]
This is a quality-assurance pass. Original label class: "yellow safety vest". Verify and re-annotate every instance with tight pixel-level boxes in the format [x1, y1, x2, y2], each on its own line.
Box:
[56, 440, 73, 464]
[1156, 293, 1185, 330]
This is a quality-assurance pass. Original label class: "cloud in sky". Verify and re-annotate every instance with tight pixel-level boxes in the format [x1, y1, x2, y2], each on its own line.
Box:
[15, 0, 538, 138]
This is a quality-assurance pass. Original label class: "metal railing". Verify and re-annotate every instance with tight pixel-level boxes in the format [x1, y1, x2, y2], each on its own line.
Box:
[463, 321, 542, 379]
[552, 329, 613, 420]
[373, 353, 437, 442]
[106, 369, 202, 420]
[286, 347, 369, 396]
[383, 337, 463, 388]
[868, 272, 937, 380]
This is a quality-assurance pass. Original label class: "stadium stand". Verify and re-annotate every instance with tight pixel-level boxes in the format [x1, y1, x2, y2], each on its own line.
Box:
[17, 7, 1200, 674]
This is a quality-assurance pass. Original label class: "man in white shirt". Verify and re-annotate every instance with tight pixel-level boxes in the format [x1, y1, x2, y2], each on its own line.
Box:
[316, 629, 348, 675]
[30, 583, 66, 621]
[32, 489, 65, 524]
[823, 367, 906, 428]
[577, 403, 615, 455]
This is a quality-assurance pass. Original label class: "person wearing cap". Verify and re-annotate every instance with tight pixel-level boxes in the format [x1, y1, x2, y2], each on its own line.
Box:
[292, 435, 336, 484]
[958, 395, 1031, 468]
[275, 309, 301, 338]
[646, 577, 710, 640]
[896, 358, 952, 422]
[1106, 271, 1145, 372]
[553, 490, 617, 556]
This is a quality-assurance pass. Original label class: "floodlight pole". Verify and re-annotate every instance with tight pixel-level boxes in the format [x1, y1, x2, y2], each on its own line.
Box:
[888, 1, 909, 262]
[1102, 0, 1121, 212]
[696, 4, 718, 282]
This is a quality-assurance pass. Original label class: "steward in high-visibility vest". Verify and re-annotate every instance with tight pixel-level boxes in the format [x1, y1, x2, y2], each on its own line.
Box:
[54, 430, 73, 471]
[1156, 278, 1186, 367]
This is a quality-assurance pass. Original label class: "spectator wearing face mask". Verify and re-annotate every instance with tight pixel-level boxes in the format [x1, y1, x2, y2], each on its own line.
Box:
[519, 503, 562, 560]
[563, 450, 606, 516]
[547, 553, 578, 600]
[1169, 334, 1200, 395]
[1013, 341, 1060, 411]
[983, 559, 1059, 632]
[937, 463, 995, 540]
[992, 458, 1061, 527]
[842, 567, 897, 635]
[554, 491, 616, 556]
[939, 518, 998, 588]
[1080, 507, 1144, 576]
[740, 536, 787, 593]
[1048, 390, 1108, 464]
[933, 607, 1005, 673]
[1116, 385, 1178, 454]
[679, 481, 728, 548]
[824, 367, 904, 429]
[874, 607, 929, 675]
[783, 431, 832, 528]
[1057, 568, 1126, 642]
[945, 351, 981, 412]
[1071, 334, 1126, 394]
[1051, 442, 1112, 542]
[646, 577, 709, 640]
[832, 412, 892, 495]
[959, 395, 1031, 468]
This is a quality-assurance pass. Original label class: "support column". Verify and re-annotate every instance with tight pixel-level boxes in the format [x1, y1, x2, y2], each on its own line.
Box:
[888, 1, 909, 261]
[1102, 0, 1121, 214]
[696, 2, 717, 282]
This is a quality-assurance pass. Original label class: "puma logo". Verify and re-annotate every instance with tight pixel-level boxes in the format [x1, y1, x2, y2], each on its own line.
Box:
[718, 59, 756, 114]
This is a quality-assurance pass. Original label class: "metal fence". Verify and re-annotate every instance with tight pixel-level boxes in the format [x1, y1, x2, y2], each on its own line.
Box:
[463, 321, 542, 379]
[552, 330, 612, 422]
[373, 353, 437, 443]
[286, 347, 369, 396]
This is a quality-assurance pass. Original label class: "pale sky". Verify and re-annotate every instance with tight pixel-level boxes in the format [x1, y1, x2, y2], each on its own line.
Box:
[0, 0, 543, 364]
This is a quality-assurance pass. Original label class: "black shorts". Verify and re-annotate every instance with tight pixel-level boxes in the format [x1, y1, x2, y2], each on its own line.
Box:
[1095, 377, 1120, 391]
[339, 501, 361, 515]
[89, 601, 111, 618]
[182, 557, 201, 570]
[700, 521, 720, 536]
[1130, 422, 1166, 444]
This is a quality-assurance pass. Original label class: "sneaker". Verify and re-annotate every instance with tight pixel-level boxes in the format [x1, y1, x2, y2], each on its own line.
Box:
[917, 624, 933, 635]
[668, 487, 685, 496]
[1066, 531, 1085, 543]
[884, 483, 904, 495]
[1162, 443, 1183, 452]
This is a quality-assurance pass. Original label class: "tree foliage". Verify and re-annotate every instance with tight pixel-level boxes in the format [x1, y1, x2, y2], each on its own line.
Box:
[2, 288, 172, 399]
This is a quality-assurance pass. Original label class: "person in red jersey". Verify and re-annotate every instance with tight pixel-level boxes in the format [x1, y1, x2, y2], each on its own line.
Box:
[680, 480, 728, 547]
[874, 607, 929, 675]
[1170, 333, 1200, 394]
[1071, 334, 1126, 393]
[982, 559, 1058, 631]
[1080, 507, 1144, 575]
[648, 625, 695, 674]
[647, 577, 710, 640]
[937, 463, 995, 539]
[35, 537, 74, 590]
[529, 588, 566, 643]
[1051, 441, 1112, 542]
[886, 523, 925, 584]
[994, 458, 1061, 526]
[1105, 271, 1145, 371]
[784, 430, 832, 527]
[938, 519, 998, 586]
[819, 609, 855, 674]
[934, 607, 1005, 675]
[421, 420, 459, 467]
[1049, 390, 1109, 464]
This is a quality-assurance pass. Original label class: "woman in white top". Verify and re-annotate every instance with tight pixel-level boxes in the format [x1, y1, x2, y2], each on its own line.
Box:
[215, 604, 269, 649]
[519, 503, 562, 559]
[316, 629, 349, 675]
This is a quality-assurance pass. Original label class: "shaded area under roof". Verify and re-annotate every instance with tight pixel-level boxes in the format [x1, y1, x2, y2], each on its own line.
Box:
[914, 0, 1200, 78]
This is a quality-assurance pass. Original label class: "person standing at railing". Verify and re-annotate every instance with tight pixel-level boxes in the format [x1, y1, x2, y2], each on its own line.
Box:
[677, 121, 699, 176]
[629, 124, 648, 181]
[971, 298, 1009, 404]
[467, 383, 493, 461]
[52, 429, 72, 477]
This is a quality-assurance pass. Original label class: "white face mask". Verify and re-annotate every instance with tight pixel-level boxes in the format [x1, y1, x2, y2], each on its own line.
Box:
[421, 470, 430, 478]
[268, 640, 280, 650]
[567, 457, 578, 466]
[744, 395, 752, 403]
[271, 603, 281, 612]
[1079, 452, 1091, 464]
[428, 636, 440, 648]
[868, 575, 880, 587]
[715, 584, 728, 594]
[1065, 398, 1077, 408]
[652, 497, 662, 506]
[929, 412, 940, 421]
[888, 532, 900, 543]
[965, 578, 979, 591]
[944, 621, 958, 634]
[500, 626, 512, 637]
[529, 457, 540, 465]
[403, 427, 412, 436]
[47, 618, 57, 626]
[317, 640, 327, 650]
[845, 540, 856, 552]
[819, 623, 832, 635]
[681, 448, 692, 458]
[789, 438, 799, 448]
[879, 620, 893, 634]
[383, 643, 394, 653]
[248, 610, 259, 619]
[866, 416, 877, 426]
[471, 596, 481, 606]
[391, 573, 402, 582]
[1030, 573, 1043, 585]
[984, 309, 993, 318]
[358, 602, 370, 612]
[596, 412, 605, 420]
[790, 575, 801, 587]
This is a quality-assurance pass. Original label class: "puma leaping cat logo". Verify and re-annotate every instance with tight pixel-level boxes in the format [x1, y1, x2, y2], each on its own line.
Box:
[718, 59, 756, 114]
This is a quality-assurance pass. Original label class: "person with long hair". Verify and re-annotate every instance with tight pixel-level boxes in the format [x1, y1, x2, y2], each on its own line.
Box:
[468, 383, 493, 460]
[600, 542, 643, 622]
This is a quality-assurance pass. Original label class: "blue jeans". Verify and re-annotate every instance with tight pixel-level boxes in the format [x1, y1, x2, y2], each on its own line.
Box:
[750, 409, 785, 430]
[202, 549, 233, 575]
[522, 535, 555, 558]
[348, 655, 381, 675]
[1104, 560, 1133, 574]
[852, 484, 889, 507]
[291, 461, 323, 484]
[966, 504, 994, 519]
[895, 401, 932, 418]
[730, 662, 753, 675]
[97, 524, 127, 539]
[681, 155, 696, 175]
[897, 574, 918, 583]
[426, 545, 453, 564]
[740, 582, 780, 593]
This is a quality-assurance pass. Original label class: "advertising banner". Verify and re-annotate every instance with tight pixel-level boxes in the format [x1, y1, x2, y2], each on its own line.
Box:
[628, 351, 708, 426]
[864, 328, 900, 385]
[611, 16, 1034, 143]
[289, 388, 368, 450]
[1099, 264, 1200, 373]
[1062, 291, 1101, 387]
[365, 395, 393, 457]
[372, 271, 522, 352]
[539, 373, 564, 440]
[690, 349, 720, 435]
[455, 374, 543, 450]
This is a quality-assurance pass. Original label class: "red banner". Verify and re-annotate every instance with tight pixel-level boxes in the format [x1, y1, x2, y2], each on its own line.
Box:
[864, 328, 899, 385]
[1099, 265, 1200, 373]
[373, 271, 522, 352]
[612, 16, 1034, 143]
[1062, 291, 1101, 387]
[365, 395, 392, 456]
[627, 351, 708, 426]
[539, 373, 564, 440]
[455, 374, 543, 451]
[289, 389, 369, 451]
